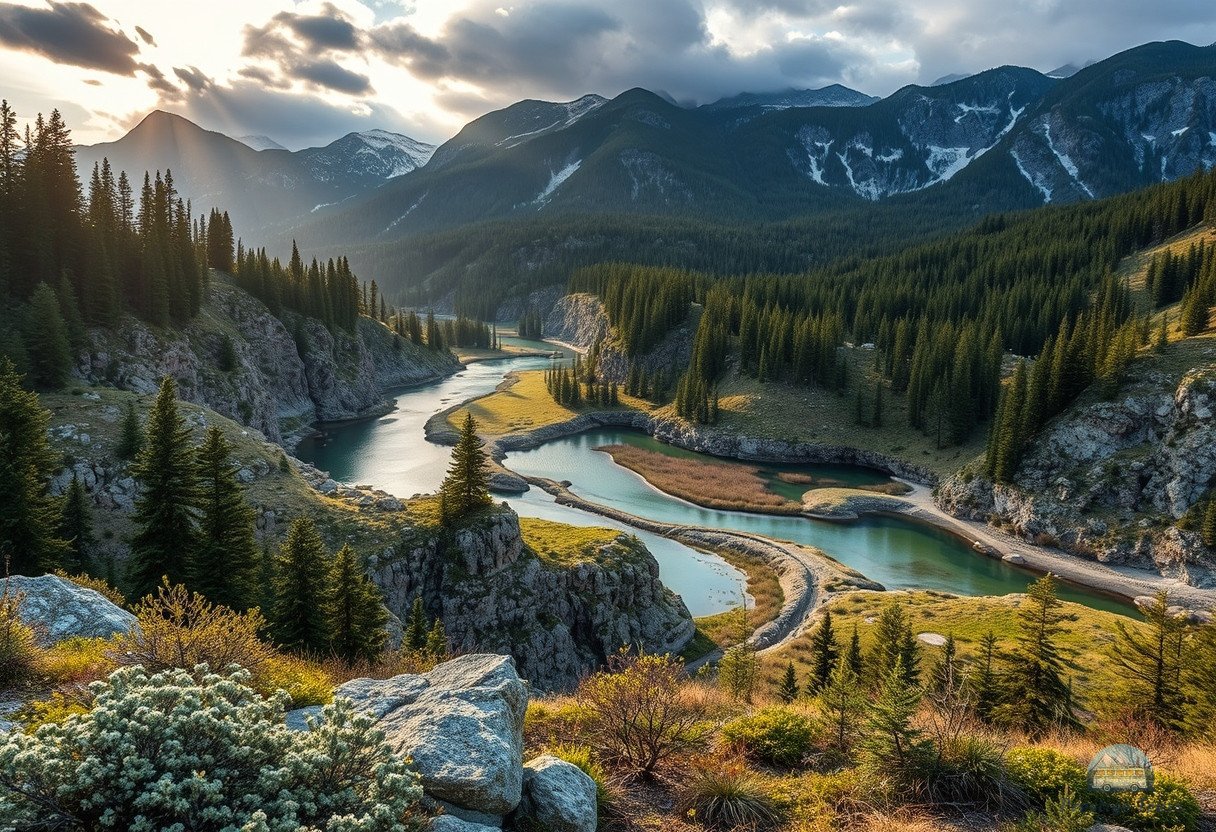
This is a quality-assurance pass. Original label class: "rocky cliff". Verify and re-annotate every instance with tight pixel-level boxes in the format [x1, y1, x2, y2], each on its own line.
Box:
[78, 276, 459, 445]
[937, 358, 1216, 586]
[544, 291, 696, 382]
[365, 503, 694, 691]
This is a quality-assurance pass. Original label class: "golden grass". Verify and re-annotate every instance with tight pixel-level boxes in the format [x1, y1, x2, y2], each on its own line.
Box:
[450, 370, 652, 437]
[599, 444, 802, 514]
[691, 547, 784, 652]
[519, 517, 625, 566]
[763, 590, 1144, 716]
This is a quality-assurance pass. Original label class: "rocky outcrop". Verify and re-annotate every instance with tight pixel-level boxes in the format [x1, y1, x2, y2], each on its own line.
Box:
[288, 654, 528, 826]
[79, 279, 458, 445]
[937, 364, 1216, 585]
[0, 575, 135, 646]
[518, 755, 597, 832]
[543, 293, 609, 352]
[367, 505, 694, 691]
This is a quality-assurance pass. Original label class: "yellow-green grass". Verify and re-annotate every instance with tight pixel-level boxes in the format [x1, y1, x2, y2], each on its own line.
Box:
[696, 356, 989, 480]
[800, 487, 912, 517]
[763, 590, 1145, 717]
[450, 369, 652, 436]
[519, 517, 625, 567]
[453, 342, 551, 363]
[599, 444, 803, 515]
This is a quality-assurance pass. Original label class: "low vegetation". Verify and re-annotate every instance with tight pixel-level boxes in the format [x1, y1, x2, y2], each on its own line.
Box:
[519, 517, 627, 567]
[450, 369, 651, 436]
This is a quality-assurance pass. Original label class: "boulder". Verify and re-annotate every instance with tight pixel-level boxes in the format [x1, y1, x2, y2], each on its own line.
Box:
[0, 575, 135, 645]
[429, 816, 499, 832]
[291, 654, 528, 820]
[518, 755, 598, 832]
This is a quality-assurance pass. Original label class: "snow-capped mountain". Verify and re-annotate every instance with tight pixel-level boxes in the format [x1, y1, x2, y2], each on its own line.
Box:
[298, 130, 435, 185]
[704, 85, 878, 111]
[237, 134, 287, 151]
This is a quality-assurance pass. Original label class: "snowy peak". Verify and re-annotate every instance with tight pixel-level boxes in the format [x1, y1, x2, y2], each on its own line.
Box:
[298, 130, 436, 184]
[705, 84, 878, 111]
[237, 134, 287, 151]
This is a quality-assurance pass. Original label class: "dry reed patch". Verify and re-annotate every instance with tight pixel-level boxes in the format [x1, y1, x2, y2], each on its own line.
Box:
[598, 444, 802, 514]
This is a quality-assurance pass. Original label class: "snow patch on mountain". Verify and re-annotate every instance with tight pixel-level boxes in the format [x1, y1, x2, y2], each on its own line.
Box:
[954, 102, 1001, 123]
[1038, 120, 1094, 197]
[383, 191, 429, 233]
[924, 146, 971, 182]
[496, 95, 607, 149]
[1011, 148, 1053, 202]
[352, 130, 435, 176]
[533, 160, 582, 205]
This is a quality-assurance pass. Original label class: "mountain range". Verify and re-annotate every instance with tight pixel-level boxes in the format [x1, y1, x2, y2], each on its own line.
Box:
[74, 40, 1216, 263]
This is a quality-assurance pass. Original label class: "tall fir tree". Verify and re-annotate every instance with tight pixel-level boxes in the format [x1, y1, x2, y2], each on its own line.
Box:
[404, 595, 428, 652]
[25, 282, 72, 389]
[0, 359, 67, 574]
[426, 619, 448, 658]
[778, 661, 799, 704]
[116, 400, 144, 461]
[58, 473, 94, 573]
[440, 412, 491, 525]
[821, 654, 866, 755]
[971, 630, 1000, 722]
[808, 608, 839, 693]
[193, 426, 259, 610]
[271, 517, 332, 653]
[860, 656, 929, 780]
[325, 543, 388, 664]
[846, 622, 864, 677]
[1110, 590, 1187, 731]
[869, 602, 919, 687]
[128, 377, 198, 598]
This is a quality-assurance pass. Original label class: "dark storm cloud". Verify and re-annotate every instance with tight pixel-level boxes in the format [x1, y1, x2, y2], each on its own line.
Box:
[165, 80, 417, 148]
[134, 25, 154, 46]
[173, 65, 211, 92]
[276, 5, 359, 51]
[0, 1, 140, 74]
[291, 59, 372, 94]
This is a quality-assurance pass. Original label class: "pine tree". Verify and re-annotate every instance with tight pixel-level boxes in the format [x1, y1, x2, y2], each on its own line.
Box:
[128, 377, 198, 598]
[821, 655, 865, 755]
[778, 661, 799, 703]
[1201, 498, 1216, 548]
[1111, 590, 1187, 731]
[971, 630, 1000, 722]
[847, 622, 863, 676]
[718, 643, 759, 702]
[870, 602, 918, 687]
[426, 619, 448, 658]
[25, 282, 72, 388]
[404, 595, 428, 652]
[59, 473, 94, 573]
[440, 412, 490, 525]
[860, 657, 929, 780]
[992, 573, 1076, 736]
[193, 426, 259, 610]
[809, 608, 839, 693]
[932, 632, 958, 694]
[116, 400, 144, 460]
[271, 517, 332, 653]
[0, 360, 67, 574]
[325, 543, 388, 664]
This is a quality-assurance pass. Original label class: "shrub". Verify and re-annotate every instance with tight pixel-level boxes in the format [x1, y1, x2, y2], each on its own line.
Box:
[926, 734, 1026, 811]
[111, 580, 276, 676]
[720, 707, 818, 767]
[677, 757, 780, 830]
[37, 636, 114, 686]
[1098, 774, 1200, 832]
[525, 698, 595, 748]
[1004, 747, 1086, 804]
[577, 651, 710, 777]
[13, 692, 88, 732]
[0, 584, 40, 689]
[257, 653, 333, 707]
[0, 665, 427, 830]
[1013, 786, 1094, 832]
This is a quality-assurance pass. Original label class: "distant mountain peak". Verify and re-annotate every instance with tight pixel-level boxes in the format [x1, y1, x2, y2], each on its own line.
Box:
[930, 73, 972, 86]
[705, 84, 878, 111]
[1045, 60, 1095, 79]
[237, 134, 287, 152]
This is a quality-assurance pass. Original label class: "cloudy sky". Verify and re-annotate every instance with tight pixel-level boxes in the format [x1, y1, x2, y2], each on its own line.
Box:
[1, 0, 1214, 148]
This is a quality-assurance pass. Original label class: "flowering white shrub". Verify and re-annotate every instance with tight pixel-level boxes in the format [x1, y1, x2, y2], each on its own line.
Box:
[0, 665, 426, 831]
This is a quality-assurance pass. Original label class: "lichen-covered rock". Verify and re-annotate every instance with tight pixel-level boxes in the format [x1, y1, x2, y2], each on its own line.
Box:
[369, 505, 694, 690]
[0, 575, 135, 645]
[936, 363, 1216, 585]
[79, 281, 458, 445]
[429, 817, 499, 832]
[518, 755, 597, 832]
[325, 654, 528, 820]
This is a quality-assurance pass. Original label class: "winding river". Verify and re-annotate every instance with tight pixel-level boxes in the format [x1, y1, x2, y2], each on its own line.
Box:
[295, 356, 1134, 617]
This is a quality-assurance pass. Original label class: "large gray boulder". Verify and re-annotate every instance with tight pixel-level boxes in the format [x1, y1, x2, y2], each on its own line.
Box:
[429, 816, 499, 832]
[293, 654, 528, 821]
[519, 755, 598, 832]
[0, 575, 134, 645]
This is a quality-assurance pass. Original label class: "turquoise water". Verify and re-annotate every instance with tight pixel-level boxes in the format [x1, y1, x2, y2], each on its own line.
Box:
[295, 357, 1135, 617]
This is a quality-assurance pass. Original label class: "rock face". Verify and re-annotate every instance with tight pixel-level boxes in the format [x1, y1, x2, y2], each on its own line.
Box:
[518, 755, 598, 832]
[937, 364, 1216, 585]
[291, 655, 528, 825]
[0, 575, 135, 645]
[78, 280, 458, 445]
[368, 505, 694, 691]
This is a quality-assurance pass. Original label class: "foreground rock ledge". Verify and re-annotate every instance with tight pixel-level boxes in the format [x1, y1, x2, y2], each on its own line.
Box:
[0, 574, 134, 646]
[287, 654, 532, 825]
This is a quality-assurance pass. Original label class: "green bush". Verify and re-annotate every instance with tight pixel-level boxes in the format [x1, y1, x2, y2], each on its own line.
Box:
[0, 587, 41, 689]
[0, 665, 426, 830]
[926, 734, 1023, 810]
[1005, 747, 1087, 804]
[1098, 775, 1200, 832]
[720, 706, 817, 767]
